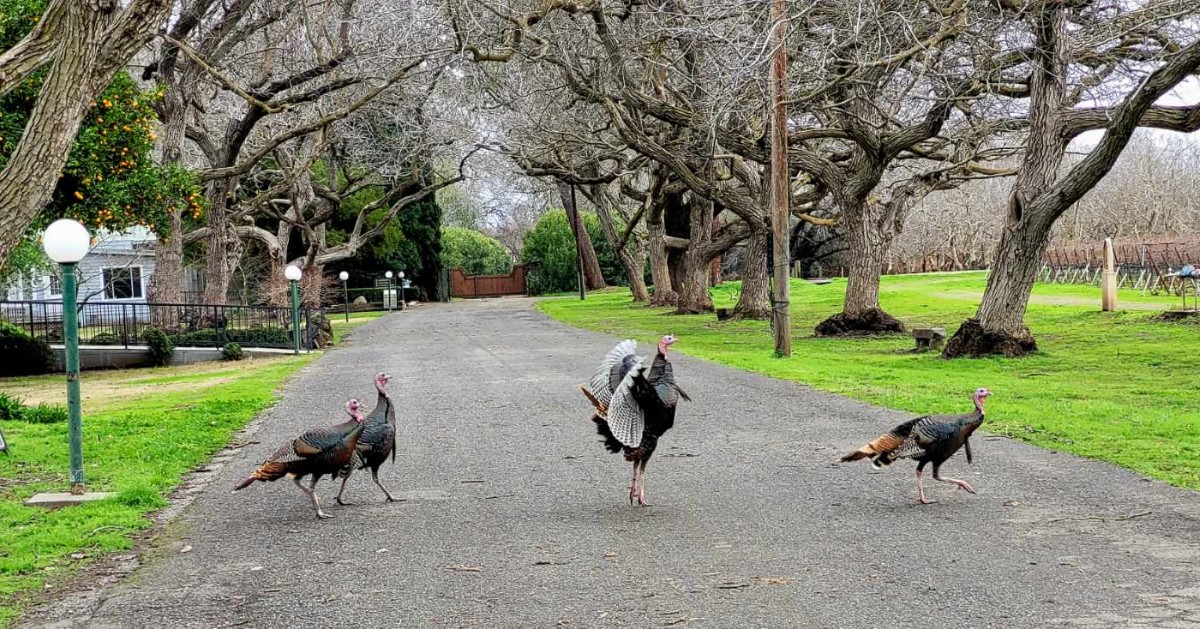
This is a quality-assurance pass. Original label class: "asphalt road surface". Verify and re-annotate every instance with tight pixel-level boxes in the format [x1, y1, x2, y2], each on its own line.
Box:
[22, 298, 1200, 628]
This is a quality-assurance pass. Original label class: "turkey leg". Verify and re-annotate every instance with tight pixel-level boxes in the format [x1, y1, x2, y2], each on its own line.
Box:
[335, 469, 355, 506]
[916, 469, 934, 505]
[371, 467, 398, 502]
[635, 462, 650, 507]
[932, 469, 976, 494]
[295, 477, 333, 519]
[628, 462, 640, 506]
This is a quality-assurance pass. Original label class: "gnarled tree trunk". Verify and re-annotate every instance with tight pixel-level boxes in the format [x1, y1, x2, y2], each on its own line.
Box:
[149, 85, 187, 308]
[202, 180, 242, 304]
[733, 219, 769, 319]
[814, 202, 904, 336]
[646, 200, 677, 306]
[557, 181, 606, 290]
[675, 197, 715, 314]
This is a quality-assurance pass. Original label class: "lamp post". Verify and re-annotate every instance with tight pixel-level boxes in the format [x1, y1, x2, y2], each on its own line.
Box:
[42, 219, 91, 496]
[339, 271, 350, 323]
[398, 271, 406, 310]
[285, 264, 302, 355]
[385, 270, 394, 312]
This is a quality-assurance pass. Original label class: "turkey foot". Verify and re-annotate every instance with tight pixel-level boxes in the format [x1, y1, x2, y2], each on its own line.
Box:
[936, 475, 976, 494]
[371, 469, 399, 502]
[635, 489, 650, 507]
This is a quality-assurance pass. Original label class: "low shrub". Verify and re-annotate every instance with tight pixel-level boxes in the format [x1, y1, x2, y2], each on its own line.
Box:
[143, 328, 175, 366]
[221, 342, 244, 361]
[0, 392, 24, 421]
[21, 403, 67, 424]
[0, 321, 56, 376]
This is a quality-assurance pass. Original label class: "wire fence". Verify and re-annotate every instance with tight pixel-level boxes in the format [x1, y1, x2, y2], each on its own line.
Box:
[1039, 239, 1200, 295]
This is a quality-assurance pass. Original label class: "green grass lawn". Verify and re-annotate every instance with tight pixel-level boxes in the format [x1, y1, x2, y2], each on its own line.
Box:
[0, 355, 315, 626]
[541, 271, 1200, 490]
[329, 310, 389, 344]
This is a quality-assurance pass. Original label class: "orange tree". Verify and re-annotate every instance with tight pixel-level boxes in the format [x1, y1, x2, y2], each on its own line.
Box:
[0, 0, 202, 242]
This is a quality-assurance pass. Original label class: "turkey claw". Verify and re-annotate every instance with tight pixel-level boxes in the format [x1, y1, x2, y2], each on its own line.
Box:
[336, 498, 354, 506]
[316, 511, 335, 519]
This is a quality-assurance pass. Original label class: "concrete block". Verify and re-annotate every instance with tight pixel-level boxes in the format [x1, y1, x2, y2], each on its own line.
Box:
[25, 492, 115, 508]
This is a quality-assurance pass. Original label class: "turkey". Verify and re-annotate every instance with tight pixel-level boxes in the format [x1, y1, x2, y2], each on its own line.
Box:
[580, 336, 690, 506]
[838, 387, 991, 504]
[335, 372, 399, 504]
[233, 398, 366, 519]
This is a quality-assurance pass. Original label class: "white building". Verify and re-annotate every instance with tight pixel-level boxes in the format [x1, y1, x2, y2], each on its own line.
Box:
[5, 228, 156, 304]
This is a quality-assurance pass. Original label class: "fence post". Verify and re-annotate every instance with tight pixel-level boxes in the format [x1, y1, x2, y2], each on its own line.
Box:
[122, 303, 129, 349]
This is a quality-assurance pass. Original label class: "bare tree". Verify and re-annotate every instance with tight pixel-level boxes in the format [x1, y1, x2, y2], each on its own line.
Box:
[944, 3, 1200, 358]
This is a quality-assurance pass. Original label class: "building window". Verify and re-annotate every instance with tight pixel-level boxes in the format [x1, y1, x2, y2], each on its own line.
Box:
[103, 267, 143, 299]
[48, 274, 62, 297]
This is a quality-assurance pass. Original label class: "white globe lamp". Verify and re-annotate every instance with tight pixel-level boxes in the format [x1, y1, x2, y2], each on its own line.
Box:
[43, 219, 90, 264]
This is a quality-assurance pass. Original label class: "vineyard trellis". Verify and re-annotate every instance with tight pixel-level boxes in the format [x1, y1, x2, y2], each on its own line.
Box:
[1039, 239, 1200, 295]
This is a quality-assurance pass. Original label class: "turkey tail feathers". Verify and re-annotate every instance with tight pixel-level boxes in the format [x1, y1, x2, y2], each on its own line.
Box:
[837, 449, 871, 463]
[233, 461, 288, 491]
[838, 432, 906, 467]
[580, 385, 608, 416]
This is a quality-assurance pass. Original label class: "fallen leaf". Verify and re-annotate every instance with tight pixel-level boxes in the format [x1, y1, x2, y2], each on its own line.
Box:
[180, 545, 193, 554]
[715, 581, 750, 589]
[752, 576, 789, 586]
[448, 564, 482, 572]
[603, 551, 618, 558]
[70, 553, 86, 560]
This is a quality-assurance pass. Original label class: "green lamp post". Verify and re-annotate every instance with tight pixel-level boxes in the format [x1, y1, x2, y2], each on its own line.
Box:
[41, 219, 96, 499]
[385, 270, 394, 312]
[398, 271, 406, 310]
[285, 264, 302, 354]
[339, 271, 350, 323]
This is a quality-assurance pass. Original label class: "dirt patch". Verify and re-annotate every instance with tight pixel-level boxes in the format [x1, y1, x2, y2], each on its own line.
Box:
[940, 291, 1171, 311]
[0, 359, 280, 412]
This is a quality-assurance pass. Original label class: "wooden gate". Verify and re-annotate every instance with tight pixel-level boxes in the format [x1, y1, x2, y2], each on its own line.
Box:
[450, 265, 527, 298]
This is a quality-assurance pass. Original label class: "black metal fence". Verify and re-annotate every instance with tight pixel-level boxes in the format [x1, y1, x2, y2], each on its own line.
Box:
[0, 301, 320, 350]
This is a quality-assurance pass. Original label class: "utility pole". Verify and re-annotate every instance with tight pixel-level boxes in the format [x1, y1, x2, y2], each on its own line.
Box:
[769, 0, 791, 356]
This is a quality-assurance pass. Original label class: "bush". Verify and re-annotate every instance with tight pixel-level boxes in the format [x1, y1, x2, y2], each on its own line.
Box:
[440, 227, 512, 276]
[0, 321, 56, 376]
[221, 342, 244, 361]
[0, 392, 24, 421]
[21, 403, 67, 424]
[143, 328, 175, 366]
[521, 210, 624, 294]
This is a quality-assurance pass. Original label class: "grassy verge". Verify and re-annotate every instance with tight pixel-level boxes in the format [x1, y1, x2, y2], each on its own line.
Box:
[0, 355, 315, 626]
[330, 310, 388, 344]
[540, 271, 1200, 489]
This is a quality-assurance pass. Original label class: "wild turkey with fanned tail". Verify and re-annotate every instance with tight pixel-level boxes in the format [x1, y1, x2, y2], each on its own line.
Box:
[233, 399, 366, 519]
[336, 372, 399, 504]
[581, 335, 690, 506]
[838, 387, 991, 504]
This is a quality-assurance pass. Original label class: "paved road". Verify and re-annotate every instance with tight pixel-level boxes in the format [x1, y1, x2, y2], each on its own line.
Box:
[22, 298, 1200, 628]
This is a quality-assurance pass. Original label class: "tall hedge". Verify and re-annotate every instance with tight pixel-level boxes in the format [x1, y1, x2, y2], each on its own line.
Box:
[440, 227, 512, 276]
[521, 210, 623, 294]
